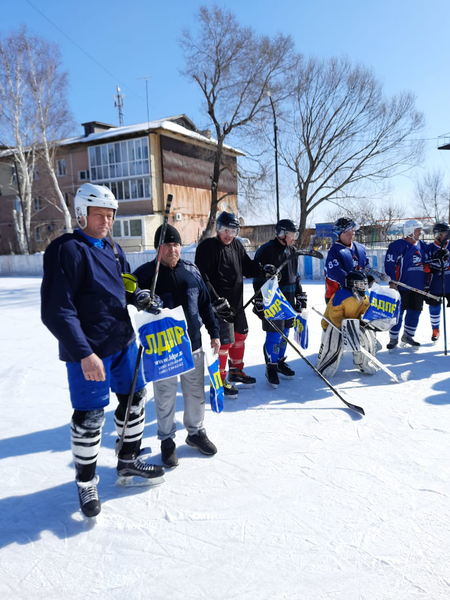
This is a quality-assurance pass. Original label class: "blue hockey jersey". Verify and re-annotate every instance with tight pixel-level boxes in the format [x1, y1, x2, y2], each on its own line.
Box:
[324, 241, 369, 299]
[384, 238, 427, 289]
[424, 240, 450, 295]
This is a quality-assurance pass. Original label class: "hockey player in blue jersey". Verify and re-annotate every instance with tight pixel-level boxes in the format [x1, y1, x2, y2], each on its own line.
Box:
[384, 219, 427, 350]
[325, 218, 369, 303]
[424, 223, 450, 342]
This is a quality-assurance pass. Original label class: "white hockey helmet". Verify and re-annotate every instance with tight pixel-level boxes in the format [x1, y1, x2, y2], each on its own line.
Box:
[403, 219, 423, 238]
[75, 183, 118, 228]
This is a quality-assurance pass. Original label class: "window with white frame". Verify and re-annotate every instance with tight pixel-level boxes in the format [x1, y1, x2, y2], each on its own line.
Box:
[78, 169, 89, 181]
[112, 218, 143, 238]
[56, 159, 67, 177]
[33, 196, 42, 212]
[88, 138, 151, 201]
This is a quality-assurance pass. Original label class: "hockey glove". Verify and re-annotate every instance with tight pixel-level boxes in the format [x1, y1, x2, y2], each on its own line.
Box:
[434, 248, 450, 261]
[135, 290, 163, 314]
[294, 291, 308, 312]
[429, 258, 446, 273]
[212, 297, 236, 323]
[260, 264, 280, 281]
[252, 297, 265, 320]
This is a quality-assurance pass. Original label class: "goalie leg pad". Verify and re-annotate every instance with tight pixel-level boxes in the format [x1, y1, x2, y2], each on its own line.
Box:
[353, 329, 378, 375]
[316, 327, 343, 378]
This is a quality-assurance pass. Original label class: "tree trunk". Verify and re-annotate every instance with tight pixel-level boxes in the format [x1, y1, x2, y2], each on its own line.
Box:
[198, 138, 224, 243]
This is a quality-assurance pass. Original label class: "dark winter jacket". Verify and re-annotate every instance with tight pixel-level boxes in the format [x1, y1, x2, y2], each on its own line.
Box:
[253, 239, 301, 307]
[133, 259, 219, 352]
[41, 230, 135, 362]
[195, 236, 258, 332]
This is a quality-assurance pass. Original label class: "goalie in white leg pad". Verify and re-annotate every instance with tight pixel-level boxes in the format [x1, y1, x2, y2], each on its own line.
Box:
[316, 270, 370, 377]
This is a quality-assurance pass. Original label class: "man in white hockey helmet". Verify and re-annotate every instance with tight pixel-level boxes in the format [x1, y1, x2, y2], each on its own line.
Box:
[41, 183, 164, 518]
[384, 219, 427, 350]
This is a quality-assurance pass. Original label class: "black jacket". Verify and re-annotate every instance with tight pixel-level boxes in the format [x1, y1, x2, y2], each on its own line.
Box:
[253, 239, 301, 307]
[41, 231, 135, 362]
[195, 236, 258, 332]
[133, 259, 219, 352]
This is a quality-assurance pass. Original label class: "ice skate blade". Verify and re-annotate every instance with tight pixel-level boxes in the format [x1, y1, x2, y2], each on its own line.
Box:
[116, 475, 165, 488]
[400, 342, 420, 352]
[267, 382, 279, 389]
[278, 374, 295, 380]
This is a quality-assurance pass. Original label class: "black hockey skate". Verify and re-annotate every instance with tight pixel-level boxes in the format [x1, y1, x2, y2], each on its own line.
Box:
[277, 357, 295, 379]
[228, 367, 256, 387]
[387, 338, 398, 352]
[223, 379, 239, 397]
[265, 363, 279, 388]
[116, 452, 165, 487]
[400, 333, 420, 350]
[76, 476, 101, 518]
[185, 429, 217, 456]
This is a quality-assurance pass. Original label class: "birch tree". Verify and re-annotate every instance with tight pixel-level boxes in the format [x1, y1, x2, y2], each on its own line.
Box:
[0, 27, 74, 252]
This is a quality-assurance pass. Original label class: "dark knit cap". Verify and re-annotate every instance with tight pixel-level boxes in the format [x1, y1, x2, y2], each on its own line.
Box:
[154, 223, 182, 248]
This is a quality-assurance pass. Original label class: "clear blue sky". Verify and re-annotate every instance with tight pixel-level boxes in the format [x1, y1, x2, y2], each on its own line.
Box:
[2, 0, 450, 222]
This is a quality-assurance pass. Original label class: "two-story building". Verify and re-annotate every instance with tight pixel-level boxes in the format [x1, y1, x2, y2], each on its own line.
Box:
[0, 115, 243, 253]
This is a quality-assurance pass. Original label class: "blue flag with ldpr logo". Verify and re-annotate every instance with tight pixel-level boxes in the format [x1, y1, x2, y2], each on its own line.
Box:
[261, 278, 297, 321]
[294, 311, 309, 349]
[134, 306, 194, 382]
[362, 283, 401, 331]
[205, 349, 224, 413]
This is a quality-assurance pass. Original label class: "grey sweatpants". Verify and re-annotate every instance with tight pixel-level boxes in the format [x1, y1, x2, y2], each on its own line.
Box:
[152, 349, 206, 440]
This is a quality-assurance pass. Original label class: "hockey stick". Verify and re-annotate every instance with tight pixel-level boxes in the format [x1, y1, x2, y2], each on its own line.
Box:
[243, 249, 323, 312]
[311, 307, 410, 383]
[116, 193, 173, 456]
[366, 267, 441, 302]
[267, 319, 365, 416]
[442, 260, 448, 356]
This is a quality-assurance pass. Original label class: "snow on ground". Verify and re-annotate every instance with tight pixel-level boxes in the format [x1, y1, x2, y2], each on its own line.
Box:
[1, 277, 450, 600]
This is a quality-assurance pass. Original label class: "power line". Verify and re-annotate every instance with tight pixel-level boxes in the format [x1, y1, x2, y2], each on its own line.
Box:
[25, 0, 145, 103]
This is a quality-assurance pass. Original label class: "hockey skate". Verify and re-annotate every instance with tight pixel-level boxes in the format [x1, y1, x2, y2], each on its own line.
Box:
[228, 367, 256, 388]
[432, 328, 440, 343]
[400, 333, 420, 351]
[116, 452, 165, 487]
[387, 338, 398, 352]
[277, 357, 295, 379]
[265, 363, 279, 388]
[223, 379, 239, 397]
[76, 475, 101, 519]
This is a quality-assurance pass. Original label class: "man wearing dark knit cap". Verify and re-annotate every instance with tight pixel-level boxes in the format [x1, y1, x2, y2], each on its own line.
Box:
[133, 224, 220, 469]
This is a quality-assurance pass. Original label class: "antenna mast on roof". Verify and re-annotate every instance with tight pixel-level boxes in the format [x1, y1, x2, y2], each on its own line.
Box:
[137, 76, 152, 129]
[114, 85, 124, 126]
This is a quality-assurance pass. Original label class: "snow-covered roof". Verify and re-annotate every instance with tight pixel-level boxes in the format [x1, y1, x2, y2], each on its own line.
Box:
[60, 117, 245, 156]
